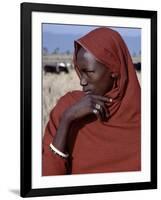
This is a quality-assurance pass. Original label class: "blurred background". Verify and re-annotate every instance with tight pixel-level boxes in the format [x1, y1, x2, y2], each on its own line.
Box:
[42, 24, 141, 133]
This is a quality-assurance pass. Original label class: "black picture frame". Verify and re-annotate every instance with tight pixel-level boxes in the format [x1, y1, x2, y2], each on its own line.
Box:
[20, 2, 157, 197]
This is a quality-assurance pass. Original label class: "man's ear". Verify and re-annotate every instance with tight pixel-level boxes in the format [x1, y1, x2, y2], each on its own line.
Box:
[111, 72, 118, 78]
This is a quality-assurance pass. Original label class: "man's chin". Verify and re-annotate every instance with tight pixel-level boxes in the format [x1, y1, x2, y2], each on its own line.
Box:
[84, 91, 93, 95]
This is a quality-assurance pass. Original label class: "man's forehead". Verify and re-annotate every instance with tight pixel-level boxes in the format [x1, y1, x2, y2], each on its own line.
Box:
[77, 48, 95, 62]
[76, 47, 108, 71]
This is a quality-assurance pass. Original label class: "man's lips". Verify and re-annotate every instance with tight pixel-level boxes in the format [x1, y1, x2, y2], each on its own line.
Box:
[83, 90, 93, 94]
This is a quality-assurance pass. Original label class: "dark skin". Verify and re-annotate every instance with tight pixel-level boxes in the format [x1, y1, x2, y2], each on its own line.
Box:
[53, 47, 117, 153]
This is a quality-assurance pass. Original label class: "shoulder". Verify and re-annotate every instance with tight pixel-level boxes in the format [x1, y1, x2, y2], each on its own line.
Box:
[57, 90, 84, 106]
[50, 90, 84, 121]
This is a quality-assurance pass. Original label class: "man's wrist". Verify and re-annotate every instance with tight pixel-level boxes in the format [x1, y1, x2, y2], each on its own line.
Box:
[61, 109, 75, 125]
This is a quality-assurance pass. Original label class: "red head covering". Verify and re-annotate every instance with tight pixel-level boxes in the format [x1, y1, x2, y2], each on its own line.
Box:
[73, 27, 141, 124]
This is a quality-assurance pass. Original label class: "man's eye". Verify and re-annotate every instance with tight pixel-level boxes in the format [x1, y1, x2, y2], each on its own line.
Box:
[87, 71, 94, 73]
[81, 69, 94, 75]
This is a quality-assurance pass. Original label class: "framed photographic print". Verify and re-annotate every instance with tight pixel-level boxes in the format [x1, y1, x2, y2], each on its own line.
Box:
[20, 2, 157, 197]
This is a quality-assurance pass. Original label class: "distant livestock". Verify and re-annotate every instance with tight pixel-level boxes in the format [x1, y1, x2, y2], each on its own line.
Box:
[44, 62, 141, 74]
[44, 62, 70, 74]
[134, 62, 141, 71]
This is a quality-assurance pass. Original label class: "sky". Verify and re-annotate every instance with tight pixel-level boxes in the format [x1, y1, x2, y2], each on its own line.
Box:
[43, 24, 141, 37]
[42, 24, 141, 55]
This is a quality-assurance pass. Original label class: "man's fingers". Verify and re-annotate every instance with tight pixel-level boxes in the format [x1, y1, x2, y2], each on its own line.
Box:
[90, 94, 113, 103]
[92, 101, 109, 121]
[93, 108, 102, 121]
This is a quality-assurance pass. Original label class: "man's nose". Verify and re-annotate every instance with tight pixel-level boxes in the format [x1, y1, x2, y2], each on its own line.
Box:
[80, 76, 88, 86]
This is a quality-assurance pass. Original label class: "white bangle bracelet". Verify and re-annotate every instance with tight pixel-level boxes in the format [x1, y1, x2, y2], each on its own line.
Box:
[49, 143, 69, 158]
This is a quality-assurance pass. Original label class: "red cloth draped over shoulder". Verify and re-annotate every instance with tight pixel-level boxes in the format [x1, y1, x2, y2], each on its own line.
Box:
[42, 27, 141, 176]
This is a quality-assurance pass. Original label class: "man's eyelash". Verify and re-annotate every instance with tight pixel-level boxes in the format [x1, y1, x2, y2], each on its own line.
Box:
[86, 70, 94, 73]
[81, 69, 94, 74]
